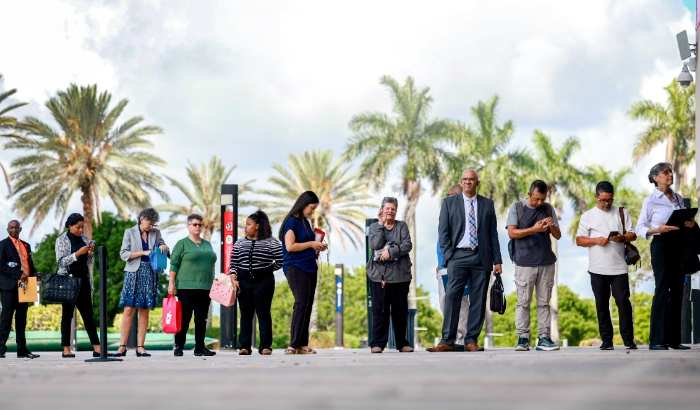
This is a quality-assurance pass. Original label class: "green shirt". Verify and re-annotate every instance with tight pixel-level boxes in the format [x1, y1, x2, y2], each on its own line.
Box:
[170, 237, 217, 291]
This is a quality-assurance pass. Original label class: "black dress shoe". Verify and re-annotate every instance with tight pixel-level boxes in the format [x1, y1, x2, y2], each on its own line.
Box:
[455, 344, 465, 352]
[599, 340, 614, 350]
[174, 346, 183, 357]
[17, 352, 40, 359]
[623, 339, 638, 350]
[62, 353, 75, 358]
[649, 345, 669, 350]
[194, 347, 216, 356]
[668, 344, 691, 350]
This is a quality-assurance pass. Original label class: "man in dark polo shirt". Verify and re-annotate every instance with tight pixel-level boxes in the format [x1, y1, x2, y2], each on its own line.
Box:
[506, 180, 561, 351]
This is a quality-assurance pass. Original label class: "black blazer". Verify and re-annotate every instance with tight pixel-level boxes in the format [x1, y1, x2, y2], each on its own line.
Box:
[438, 193, 503, 271]
[0, 237, 37, 291]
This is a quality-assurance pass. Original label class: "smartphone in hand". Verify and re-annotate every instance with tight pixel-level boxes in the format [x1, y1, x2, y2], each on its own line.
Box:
[87, 240, 96, 246]
[607, 231, 619, 239]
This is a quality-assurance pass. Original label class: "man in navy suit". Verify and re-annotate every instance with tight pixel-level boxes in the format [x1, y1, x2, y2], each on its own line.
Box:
[427, 169, 503, 352]
[0, 220, 40, 359]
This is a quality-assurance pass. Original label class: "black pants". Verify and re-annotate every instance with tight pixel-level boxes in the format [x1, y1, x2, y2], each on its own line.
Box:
[442, 249, 489, 345]
[175, 289, 211, 350]
[0, 287, 29, 354]
[286, 266, 317, 349]
[370, 280, 410, 350]
[61, 277, 99, 347]
[649, 235, 684, 346]
[238, 275, 275, 353]
[589, 272, 634, 342]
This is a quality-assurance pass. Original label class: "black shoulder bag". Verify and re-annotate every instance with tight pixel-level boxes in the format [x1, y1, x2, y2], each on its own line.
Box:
[618, 207, 641, 266]
[43, 270, 81, 304]
[489, 273, 506, 315]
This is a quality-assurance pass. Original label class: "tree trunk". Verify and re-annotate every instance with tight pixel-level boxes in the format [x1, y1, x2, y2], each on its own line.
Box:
[81, 185, 94, 240]
[403, 179, 421, 313]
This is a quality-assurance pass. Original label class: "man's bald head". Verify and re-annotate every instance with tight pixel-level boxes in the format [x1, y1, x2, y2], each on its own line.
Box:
[460, 169, 480, 196]
[7, 220, 21, 239]
[447, 184, 462, 196]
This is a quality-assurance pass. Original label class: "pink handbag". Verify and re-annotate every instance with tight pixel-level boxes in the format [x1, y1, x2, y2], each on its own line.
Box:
[209, 274, 237, 307]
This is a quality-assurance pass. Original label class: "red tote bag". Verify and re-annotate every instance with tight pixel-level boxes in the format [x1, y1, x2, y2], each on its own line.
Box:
[162, 295, 182, 334]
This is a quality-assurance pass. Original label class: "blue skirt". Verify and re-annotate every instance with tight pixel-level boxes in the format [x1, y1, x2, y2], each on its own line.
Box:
[119, 262, 160, 309]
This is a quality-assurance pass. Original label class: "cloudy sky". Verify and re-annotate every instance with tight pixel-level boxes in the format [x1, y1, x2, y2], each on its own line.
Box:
[0, 0, 696, 311]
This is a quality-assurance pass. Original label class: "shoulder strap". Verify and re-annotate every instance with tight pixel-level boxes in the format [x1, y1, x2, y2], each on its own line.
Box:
[516, 201, 524, 226]
[619, 207, 626, 234]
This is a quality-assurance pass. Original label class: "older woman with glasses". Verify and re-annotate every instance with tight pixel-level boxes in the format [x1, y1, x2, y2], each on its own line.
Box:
[168, 213, 217, 357]
[635, 163, 697, 350]
[114, 208, 169, 357]
[367, 196, 414, 353]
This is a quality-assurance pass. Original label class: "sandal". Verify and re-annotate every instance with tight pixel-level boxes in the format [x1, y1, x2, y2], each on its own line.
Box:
[284, 348, 296, 355]
[296, 347, 317, 354]
[261, 349, 272, 355]
[239, 349, 251, 355]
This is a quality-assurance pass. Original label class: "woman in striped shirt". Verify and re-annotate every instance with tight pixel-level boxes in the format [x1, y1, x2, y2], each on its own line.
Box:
[230, 210, 283, 355]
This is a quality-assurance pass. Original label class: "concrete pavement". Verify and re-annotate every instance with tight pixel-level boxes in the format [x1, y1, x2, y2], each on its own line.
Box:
[0, 346, 698, 409]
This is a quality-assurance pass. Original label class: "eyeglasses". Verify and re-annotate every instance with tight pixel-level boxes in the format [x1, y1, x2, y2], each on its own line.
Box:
[189, 223, 203, 228]
[596, 197, 614, 204]
[146, 222, 158, 227]
[659, 169, 673, 176]
[461, 178, 478, 183]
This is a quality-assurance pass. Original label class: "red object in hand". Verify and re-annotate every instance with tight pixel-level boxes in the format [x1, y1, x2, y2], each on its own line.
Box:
[313, 228, 326, 259]
[162, 295, 182, 334]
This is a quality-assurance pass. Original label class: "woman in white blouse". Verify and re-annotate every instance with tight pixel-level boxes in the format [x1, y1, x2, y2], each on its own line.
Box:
[635, 162, 696, 350]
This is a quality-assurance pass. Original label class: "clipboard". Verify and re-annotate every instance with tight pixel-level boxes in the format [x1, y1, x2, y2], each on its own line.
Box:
[666, 208, 698, 227]
[18, 277, 38, 303]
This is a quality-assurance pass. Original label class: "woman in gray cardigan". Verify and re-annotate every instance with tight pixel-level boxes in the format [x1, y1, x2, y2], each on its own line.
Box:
[367, 197, 413, 353]
[113, 208, 168, 357]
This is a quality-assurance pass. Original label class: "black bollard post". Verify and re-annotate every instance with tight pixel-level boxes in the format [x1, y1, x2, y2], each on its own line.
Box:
[86, 246, 122, 362]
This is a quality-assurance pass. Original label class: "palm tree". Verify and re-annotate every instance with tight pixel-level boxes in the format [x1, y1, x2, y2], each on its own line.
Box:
[344, 75, 454, 312]
[4, 84, 168, 237]
[0, 74, 28, 195]
[531, 130, 590, 343]
[445, 95, 534, 212]
[156, 156, 254, 241]
[258, 149, 369, 252]
[629, 79, 695, 195]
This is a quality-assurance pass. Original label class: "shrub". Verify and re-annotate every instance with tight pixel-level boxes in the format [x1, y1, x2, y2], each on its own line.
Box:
[113, 308, 163, 333]
[25, 304, 85, 331]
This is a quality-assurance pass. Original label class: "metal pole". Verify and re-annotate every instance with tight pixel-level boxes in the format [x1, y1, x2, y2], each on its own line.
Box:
[365, 219, 377, 346]
[335, 264, 344, 349]
[86, 246, 121, 362]
[220, 184, 238, 350]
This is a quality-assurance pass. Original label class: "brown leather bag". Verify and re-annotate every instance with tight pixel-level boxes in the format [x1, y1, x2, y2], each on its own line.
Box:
[619, 207, 641, 266]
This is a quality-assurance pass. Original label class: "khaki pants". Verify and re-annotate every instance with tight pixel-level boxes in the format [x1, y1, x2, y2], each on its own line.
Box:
[514, 264, 555, 339]
[437, 269, 469, 345]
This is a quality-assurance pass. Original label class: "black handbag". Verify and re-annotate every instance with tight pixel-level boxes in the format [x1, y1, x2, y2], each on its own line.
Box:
[489, 273, 506, 315]
[619, 207, 641, 266]
[43, 270, 81, 304]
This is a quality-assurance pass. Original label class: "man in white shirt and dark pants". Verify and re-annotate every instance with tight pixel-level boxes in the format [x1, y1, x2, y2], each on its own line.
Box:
[576, 181, 638, 350]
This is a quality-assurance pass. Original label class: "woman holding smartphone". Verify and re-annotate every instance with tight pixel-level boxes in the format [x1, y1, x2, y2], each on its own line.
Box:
[55, 213, 103, 358]
[280, 191, 327, 355]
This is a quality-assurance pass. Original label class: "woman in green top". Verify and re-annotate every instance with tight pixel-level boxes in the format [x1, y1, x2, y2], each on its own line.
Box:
[168, 213, 218, 357]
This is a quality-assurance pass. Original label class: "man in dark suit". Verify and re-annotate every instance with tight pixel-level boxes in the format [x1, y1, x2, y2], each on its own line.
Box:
[427, 169, 502, 352]
[0, 220, 40, 358]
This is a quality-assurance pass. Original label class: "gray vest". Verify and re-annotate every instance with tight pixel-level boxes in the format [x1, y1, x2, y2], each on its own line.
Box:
[514, 203, 557, 267]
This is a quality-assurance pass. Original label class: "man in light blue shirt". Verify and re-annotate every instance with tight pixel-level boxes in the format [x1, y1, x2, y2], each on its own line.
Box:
[436, 184, 469, 351]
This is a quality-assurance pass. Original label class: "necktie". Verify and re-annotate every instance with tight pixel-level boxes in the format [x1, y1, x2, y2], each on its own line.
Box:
[468, 199, 477, 248]
[14, 239, 29, 276]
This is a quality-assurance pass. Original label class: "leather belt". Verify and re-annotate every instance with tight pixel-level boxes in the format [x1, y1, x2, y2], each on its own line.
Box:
[457, 247, 478, 251]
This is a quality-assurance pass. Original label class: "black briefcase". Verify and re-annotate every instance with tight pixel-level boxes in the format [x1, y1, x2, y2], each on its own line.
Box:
[489, 273, 506, 315]
[43, 272, 81, 304]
